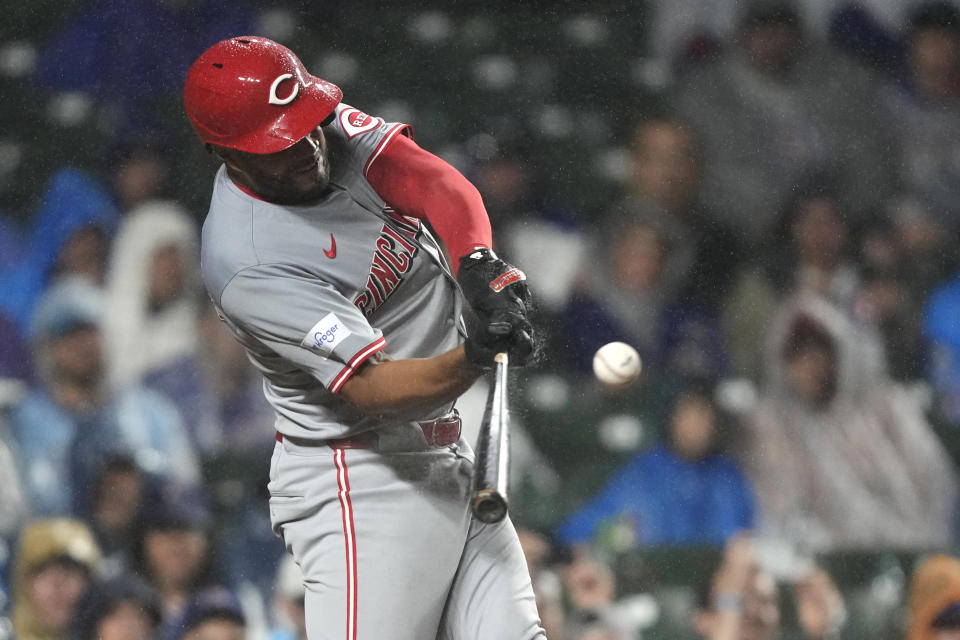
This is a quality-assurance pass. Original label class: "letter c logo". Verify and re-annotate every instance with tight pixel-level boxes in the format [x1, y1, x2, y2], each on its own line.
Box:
[269, 73, 300, 105]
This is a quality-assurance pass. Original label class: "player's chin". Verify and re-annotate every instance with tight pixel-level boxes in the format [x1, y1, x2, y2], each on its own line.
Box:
[287, 171, 330, 203]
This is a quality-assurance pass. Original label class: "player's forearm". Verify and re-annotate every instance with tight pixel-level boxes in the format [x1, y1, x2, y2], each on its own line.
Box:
[338, 345, 482, 418]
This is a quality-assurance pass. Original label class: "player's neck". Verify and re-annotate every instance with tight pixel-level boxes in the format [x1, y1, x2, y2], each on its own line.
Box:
[225, 166, 268, 202]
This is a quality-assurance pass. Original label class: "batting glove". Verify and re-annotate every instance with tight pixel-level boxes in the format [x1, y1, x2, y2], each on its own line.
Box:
[458, 248, 530, 323]
[463, 308, 535, 370]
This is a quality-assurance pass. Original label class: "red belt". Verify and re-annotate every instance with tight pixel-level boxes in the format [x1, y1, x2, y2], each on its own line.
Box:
[276, 411, 461, 450]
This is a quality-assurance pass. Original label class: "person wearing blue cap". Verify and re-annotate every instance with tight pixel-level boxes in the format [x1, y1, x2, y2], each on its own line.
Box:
[8, 277, 200, 517]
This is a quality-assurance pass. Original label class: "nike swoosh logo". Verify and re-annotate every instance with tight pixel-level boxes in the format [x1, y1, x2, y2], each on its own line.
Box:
[323, 233, 337, 259]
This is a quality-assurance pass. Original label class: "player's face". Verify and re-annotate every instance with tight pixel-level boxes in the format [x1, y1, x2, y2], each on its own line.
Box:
[221, 126, 331, 205]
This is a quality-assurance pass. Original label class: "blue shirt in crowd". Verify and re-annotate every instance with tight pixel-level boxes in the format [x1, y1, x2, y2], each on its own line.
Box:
[556, 444, 755, 547]
[926, 273, 960, 424]
[10, 386, 199, 517]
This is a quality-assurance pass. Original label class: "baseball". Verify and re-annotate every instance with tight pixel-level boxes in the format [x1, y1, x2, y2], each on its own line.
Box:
[593, 342, 642, 387]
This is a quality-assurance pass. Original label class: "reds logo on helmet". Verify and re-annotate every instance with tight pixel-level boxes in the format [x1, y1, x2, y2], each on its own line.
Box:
[268, 73, 300, 105]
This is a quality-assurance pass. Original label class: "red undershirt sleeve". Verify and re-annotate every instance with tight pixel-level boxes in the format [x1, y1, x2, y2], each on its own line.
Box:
[365, 133, 492, 275]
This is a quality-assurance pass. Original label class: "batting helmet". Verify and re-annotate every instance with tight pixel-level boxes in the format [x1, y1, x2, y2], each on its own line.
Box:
[183, 36, 342, 154]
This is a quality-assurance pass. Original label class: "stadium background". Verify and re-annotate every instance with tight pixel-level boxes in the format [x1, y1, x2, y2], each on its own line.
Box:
[2, 1, 960, 639]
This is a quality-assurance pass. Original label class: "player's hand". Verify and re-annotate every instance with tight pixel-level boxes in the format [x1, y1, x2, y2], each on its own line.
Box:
[458, 248, 531, 325]
[458, 248, 536, 367]
[463, 308, 535, 369]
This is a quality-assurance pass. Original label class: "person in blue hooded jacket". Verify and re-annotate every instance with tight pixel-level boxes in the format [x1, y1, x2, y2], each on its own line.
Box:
[0, 168, 117, 336]
[557, 383, 755, 548]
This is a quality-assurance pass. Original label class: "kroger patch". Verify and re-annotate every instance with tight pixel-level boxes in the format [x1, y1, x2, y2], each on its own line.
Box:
[301, 312, 352, 355]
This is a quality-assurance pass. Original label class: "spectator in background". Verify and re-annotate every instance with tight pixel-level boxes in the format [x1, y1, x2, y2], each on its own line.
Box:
[85, 455, 147, 578]
[887, 194, 959, 296]
[9, 278, 199, 516]
[268, 554, 306, 640]
[12, 519, 102, 640]
[516, 529, 567, 640]
[673, 0, 894, 246]
[70, 574, 161, 640]
[884, 2, 960, 227]
[0, 168, 117, 337]
[0, 311, 31, 383]
[926, 265, 960, 427]
[103, 200, 201, 393]
[724, 180, 859, 380]
[557, 384, 754, 549]
[853, 214, 928, 381]
[693, 536, 780, 640]
[908, 555, 960, 640]
[560, 211, 728, 379]
[0, 419, 25, 543]
[742, 294, 957, 550]
[560, 552, 652, 640]
[106, 139, 174, 212]
[693, 535, 844, 640]
[164, 586, 246, 640]
[0, 410, 24, 633]
[132, 483, 223, 631]
[148, 303, 277, 457]
[561, 554, 617, 637]
[619, 113, 741, 308]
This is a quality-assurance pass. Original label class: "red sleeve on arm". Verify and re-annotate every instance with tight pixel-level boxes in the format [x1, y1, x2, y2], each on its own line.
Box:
[366, 133, 492, 274]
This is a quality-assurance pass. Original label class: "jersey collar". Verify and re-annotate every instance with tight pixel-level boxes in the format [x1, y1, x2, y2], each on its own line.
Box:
[229, 178, 268, 202]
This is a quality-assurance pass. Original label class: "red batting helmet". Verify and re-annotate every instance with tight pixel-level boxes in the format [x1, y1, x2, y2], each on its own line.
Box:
[183, 36, 342, 154]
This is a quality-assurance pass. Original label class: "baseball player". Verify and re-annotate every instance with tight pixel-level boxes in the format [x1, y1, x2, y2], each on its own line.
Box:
[183, 36, 545, 640]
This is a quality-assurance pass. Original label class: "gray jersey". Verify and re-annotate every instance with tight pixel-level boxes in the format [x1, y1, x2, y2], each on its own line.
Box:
[201, 103, 463, 441]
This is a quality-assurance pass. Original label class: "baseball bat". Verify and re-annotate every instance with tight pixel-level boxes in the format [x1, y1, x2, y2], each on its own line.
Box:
[471, 351, 511, 524]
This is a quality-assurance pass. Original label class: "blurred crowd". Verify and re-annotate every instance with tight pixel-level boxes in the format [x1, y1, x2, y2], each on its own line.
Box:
[4, 0, 960, 638]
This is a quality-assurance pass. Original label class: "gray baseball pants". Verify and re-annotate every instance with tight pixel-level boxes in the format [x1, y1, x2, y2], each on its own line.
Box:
[268, 423, 546, 640]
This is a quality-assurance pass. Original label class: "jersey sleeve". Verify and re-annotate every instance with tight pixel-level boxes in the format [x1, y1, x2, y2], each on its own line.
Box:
[219, 263, 385, 393]
[325, 102, 493, 270]
[328, 103, 413, 179]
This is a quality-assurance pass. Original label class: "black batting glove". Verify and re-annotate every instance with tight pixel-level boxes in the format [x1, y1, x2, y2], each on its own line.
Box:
[457, 248, 531, 326]
[458, 248, 536, 368]
[463, 308, 535, 370]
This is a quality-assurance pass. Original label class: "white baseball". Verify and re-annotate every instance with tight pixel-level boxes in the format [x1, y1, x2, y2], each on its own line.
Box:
[593, 342, 642, 387]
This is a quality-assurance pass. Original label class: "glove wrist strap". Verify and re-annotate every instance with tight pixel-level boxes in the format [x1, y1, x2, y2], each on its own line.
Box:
[460, 247, 497, 266]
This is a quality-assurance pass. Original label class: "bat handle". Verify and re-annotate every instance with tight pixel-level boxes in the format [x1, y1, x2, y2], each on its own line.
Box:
[494, 351, 508, 366]
[471, 489, 508, 524]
